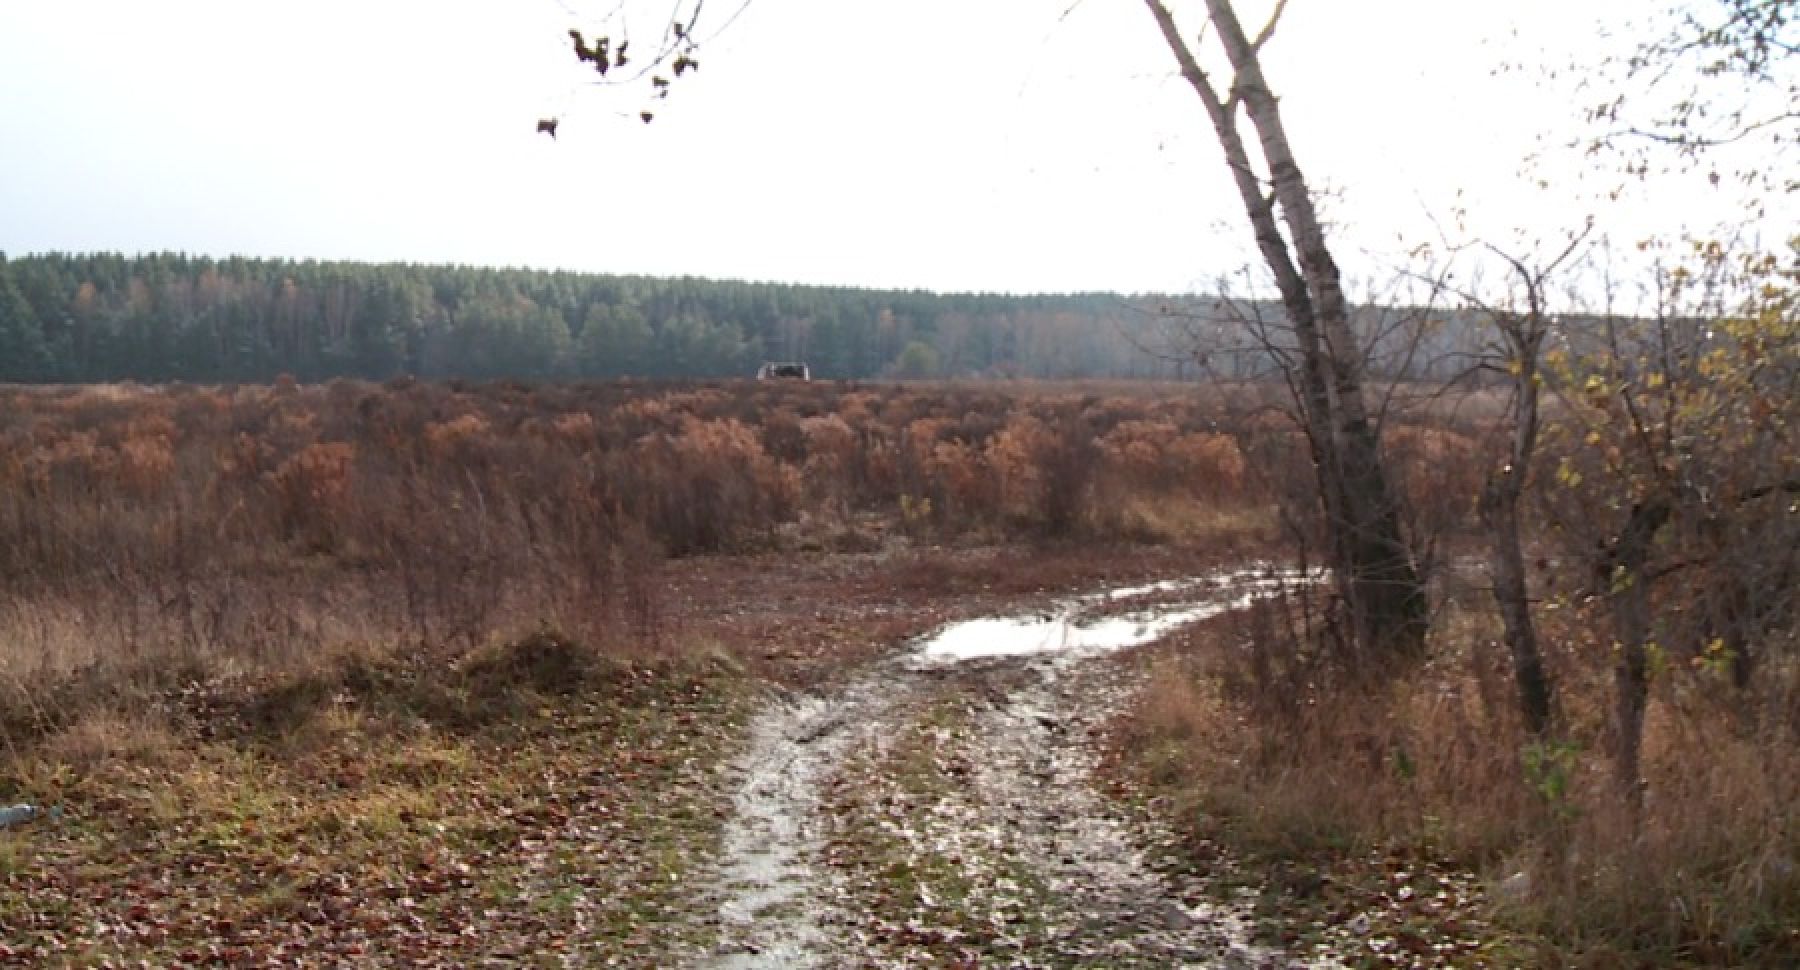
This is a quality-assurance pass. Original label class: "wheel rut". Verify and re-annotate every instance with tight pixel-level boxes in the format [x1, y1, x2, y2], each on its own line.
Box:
[698, 569, 1319, 969]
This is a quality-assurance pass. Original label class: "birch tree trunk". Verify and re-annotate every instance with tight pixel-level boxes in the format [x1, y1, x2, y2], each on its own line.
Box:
[1143, 0, 1428, 661]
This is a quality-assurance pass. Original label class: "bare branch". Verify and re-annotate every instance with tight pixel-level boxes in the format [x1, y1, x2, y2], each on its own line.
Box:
[1249, 0, 1290, 56]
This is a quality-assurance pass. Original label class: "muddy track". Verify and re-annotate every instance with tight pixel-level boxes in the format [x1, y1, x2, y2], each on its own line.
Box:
[707, 662, 918, 967]
[699, 572, 1313, 969]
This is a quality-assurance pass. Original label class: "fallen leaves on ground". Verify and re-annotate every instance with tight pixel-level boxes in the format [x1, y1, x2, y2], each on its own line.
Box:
[0, 652, 751, 967]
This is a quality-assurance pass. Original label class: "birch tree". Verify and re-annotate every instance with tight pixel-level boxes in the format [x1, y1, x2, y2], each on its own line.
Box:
[1139, 0, 1429, 661]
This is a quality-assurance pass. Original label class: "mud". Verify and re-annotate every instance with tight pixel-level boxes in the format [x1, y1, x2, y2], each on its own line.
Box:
[708, 671, 914, 967]
[700, 569, 1323, 969]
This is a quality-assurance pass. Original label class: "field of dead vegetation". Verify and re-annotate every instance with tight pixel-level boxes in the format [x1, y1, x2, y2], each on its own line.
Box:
[0, 377, 1791, 967]
[0, 376, 1316, 688]
[0, 377, 1300, 965]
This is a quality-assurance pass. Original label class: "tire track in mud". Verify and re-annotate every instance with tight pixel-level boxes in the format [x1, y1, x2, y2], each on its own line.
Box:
[706, 659, 926, 967]
[701, 571, 1315, 969]
[936, 652, 1278, 967]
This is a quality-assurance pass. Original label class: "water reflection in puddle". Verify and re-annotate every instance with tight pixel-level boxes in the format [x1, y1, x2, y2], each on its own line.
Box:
[919, 567, 1315, 662]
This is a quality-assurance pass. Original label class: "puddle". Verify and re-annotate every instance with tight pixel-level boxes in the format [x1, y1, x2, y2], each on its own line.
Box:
[704, 563, 1329, 968]
[919, 566, 1314, 662]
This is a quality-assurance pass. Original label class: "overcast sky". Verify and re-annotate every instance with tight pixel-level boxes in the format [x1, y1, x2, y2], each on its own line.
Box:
[0, 1, 1786, 295]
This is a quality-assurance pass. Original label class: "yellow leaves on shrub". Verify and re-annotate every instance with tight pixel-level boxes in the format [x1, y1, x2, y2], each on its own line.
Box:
[217, 432, 271, 483]
[800, 414, 856, 470]
[44, 430, 100, 467]
[261, 440, 358, 548]
[424, 414, 490, 459]
[101, 412, 182, 496]
[930, 439, 988, 512]
[270, 406, 321, 442]
[672, 417, 798, 506]
[1098, 421, 1245, 498]
[837, 391, 881, 428]
[794, 415, 858, 516]
[124, 412, 178, 444]
[901, 418, 951, 478]
[273, 442, 356, 512]
[629, 416, 800, 550]
[1099, 420, 1180, 487]
[618, 395, 672, 426]
[1168, 432, 1246, 497]
[551, 411, 598, 440]
[22, 430, 112, 490]
[117, 434, 175, 496]
[860, 429, 900, 497]
[986, 415, 1053, 517]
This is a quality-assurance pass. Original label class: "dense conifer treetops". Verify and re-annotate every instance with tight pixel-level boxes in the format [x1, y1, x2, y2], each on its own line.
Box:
[0, 252, 1199, 383]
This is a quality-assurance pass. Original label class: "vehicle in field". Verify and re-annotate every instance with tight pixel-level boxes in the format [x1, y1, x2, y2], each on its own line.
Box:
[756, 361, 812, 380]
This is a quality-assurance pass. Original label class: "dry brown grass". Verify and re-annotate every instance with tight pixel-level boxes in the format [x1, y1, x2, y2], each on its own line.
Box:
[0, 378, 1281, 746]
[0, 630, 751, 965]
[1122, 590, 1800, 967]
[27, 376, 1789, 962]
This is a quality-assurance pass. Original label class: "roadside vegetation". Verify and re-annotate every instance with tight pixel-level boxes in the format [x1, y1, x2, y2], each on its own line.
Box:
[1118, 1, 1799, 964]
[1119, 247, 1800, 966]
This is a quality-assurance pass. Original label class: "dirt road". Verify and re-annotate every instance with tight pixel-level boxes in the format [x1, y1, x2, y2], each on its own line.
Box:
[698, 570, 1314, 969]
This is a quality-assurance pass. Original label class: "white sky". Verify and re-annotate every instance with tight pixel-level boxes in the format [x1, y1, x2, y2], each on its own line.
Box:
[0, 0, 1787, 295]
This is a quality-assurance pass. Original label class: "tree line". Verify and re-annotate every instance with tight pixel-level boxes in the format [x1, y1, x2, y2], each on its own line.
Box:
[0, 251, 1206, 384]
